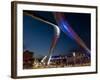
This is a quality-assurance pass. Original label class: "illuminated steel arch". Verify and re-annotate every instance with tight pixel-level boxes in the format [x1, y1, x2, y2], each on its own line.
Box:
[24, 12, 60, 65]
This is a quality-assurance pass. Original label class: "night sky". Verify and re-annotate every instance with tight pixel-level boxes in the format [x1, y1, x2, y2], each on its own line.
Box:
[23, 10, 91, 58]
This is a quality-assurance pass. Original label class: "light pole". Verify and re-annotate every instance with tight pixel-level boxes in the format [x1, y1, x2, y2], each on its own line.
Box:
[73, 52, 76, 66]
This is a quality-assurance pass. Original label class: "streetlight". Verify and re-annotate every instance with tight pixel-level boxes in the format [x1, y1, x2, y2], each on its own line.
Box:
[73, 52, 76, 66]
